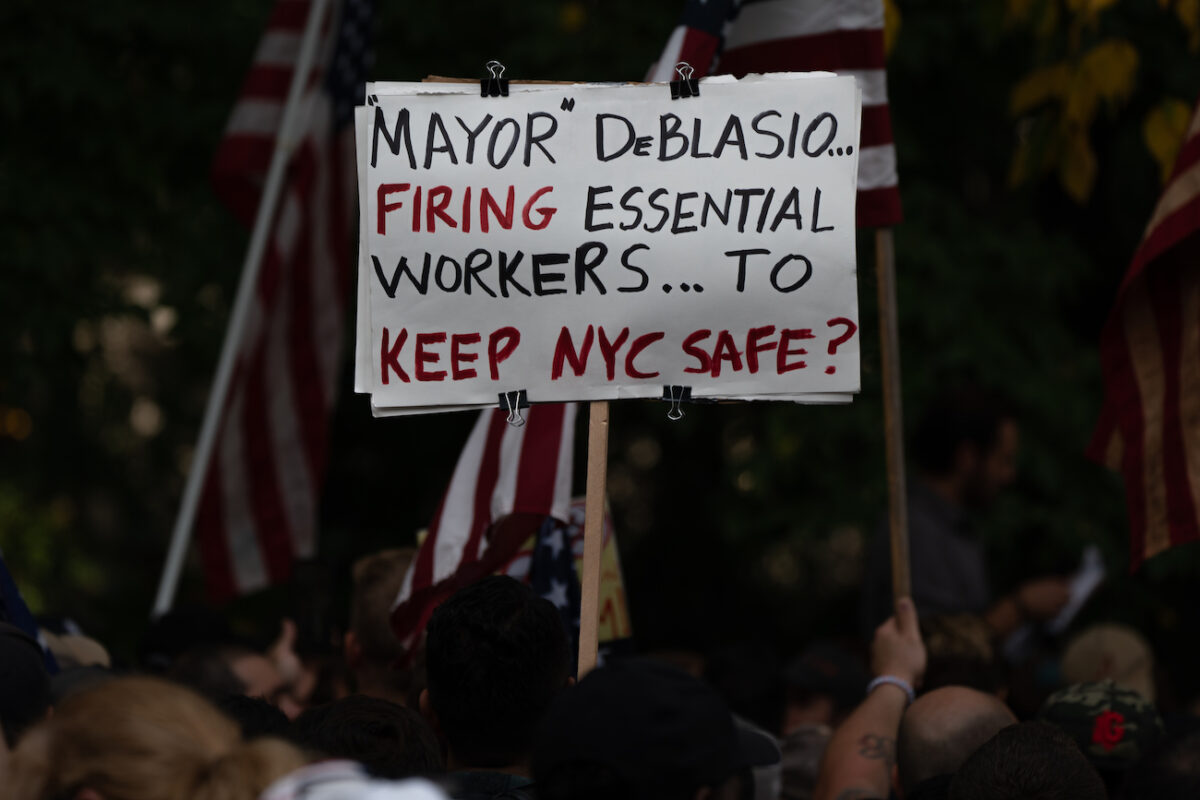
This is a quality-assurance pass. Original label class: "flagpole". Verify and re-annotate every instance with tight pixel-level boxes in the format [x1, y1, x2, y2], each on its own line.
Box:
[875, 228, 911, 603]
[152, 0, 335, 617]
[577, 400, 610, 676]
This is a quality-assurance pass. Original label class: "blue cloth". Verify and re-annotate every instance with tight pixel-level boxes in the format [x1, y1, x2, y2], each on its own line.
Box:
[0, 552, 57, 673]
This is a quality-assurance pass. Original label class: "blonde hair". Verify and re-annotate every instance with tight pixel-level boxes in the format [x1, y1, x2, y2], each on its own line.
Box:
[350, 547, 415, 661]
[8, 676, 307, 800]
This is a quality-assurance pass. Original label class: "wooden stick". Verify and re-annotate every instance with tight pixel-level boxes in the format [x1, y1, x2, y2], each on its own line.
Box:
[875, 228, 911, 603]
[577, 400, 610, 677]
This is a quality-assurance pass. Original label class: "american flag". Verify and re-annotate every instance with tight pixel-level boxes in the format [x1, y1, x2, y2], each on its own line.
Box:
[197, 0, 372, 600]
[1090, 98, 1200, 568]
[390, 405, 578, 654]
[649, 0, 902, 229]
[528, 515, 583, 672]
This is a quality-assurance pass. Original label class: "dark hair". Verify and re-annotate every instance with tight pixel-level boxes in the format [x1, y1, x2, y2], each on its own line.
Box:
[139, 607, 234, 673]
[533, 759, 646, 800]
[922, 656, 1005, 696]
[1118, 731, 1200, 799]
[705, 642, 785, 736]
[424, 575, 571, 767]
[950, 721, 1106, 800]
[215, 693, 291, 739]
[912, 386, 1012, 476]
[920, 615, 1005, 697]
[291, 695, 443, 779]
[167, 644, 251, 699]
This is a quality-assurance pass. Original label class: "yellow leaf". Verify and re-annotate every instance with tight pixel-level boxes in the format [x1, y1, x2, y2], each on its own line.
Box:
[1144, 99, 1194, 182]
[884, 0, 901, 56]
[1080, 39, 1138, 106]
[1059, 128, 1097, 202]
[1011, 64, 1071, 115]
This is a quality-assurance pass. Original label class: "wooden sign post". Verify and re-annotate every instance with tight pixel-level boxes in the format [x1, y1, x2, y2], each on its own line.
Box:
[577, 400, 610, 676]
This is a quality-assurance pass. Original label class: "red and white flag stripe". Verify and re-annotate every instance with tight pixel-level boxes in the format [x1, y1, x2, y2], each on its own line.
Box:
[1091, 98, 1200, 566]
[197, 0, 356, 600]
[649, 0, 902, 228]
[391, 404, 577, 651]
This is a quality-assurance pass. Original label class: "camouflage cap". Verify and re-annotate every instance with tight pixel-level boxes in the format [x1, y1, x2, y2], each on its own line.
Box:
[1038, 680, 1164, 770]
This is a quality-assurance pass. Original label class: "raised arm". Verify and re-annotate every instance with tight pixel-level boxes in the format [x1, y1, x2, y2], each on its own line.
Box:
[813, 597, 926, 800]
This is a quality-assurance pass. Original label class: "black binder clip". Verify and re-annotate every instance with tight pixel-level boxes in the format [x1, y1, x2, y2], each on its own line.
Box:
[498, 389, 528, 426]
[481, 60, 509, 98]
[662, 385, 692, 420]
[670, 62, 699, 100]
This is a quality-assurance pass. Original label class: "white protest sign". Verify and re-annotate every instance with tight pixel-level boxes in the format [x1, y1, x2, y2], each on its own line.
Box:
[355, 74, 861, 413]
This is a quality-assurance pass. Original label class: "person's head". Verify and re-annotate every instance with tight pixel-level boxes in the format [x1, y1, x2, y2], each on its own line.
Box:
[421, 575, 570, 769]
[783, 642, 867, 733]
[534, 658, 779, 800]
[7, 676, 307, 800]
[897, 686, 1017, 797]
[170, 644, 302, 719]
[292, 695, 443, 779]
[0, 623, 51, 749]
[949, 721, 1106, 800]
[139, 607, 234, 674]
[921, 616, 1005, 697]
[1038, 681, 1164, 795]
[1120, 730, 1200, 799]
[345, 549, 415, 704]
[705, 642, 785, 736]
[215, 694, 292, 740]
[912, 385, 1017, 507]
[1061, 625, 1156, 703]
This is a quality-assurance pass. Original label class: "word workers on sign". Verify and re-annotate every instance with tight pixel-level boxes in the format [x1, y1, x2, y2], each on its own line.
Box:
[355, 74, 862, 413]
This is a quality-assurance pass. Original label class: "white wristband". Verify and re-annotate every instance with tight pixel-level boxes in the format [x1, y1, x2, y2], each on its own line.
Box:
[867, 675, 915, 704]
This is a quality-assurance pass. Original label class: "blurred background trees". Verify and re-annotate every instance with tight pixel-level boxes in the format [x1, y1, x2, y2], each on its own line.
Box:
[5, 0, 1200, 696]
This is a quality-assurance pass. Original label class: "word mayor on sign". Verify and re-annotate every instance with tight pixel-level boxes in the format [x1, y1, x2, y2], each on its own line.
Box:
[354, 73, 863, 414]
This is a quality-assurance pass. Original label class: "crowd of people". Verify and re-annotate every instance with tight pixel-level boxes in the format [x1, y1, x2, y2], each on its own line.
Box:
[2, 568, 1198, 799]
[3, 389, 1199, 799]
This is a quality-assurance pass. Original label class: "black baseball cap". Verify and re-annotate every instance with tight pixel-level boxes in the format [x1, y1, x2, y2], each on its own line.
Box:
[533, 658, 778, 797]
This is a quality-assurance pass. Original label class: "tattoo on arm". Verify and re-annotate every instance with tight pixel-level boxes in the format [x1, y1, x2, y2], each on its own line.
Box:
[857, 733, 897, 771]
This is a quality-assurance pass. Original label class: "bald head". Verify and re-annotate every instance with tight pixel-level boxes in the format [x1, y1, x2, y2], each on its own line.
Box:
[898, 686, 1017, 795]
